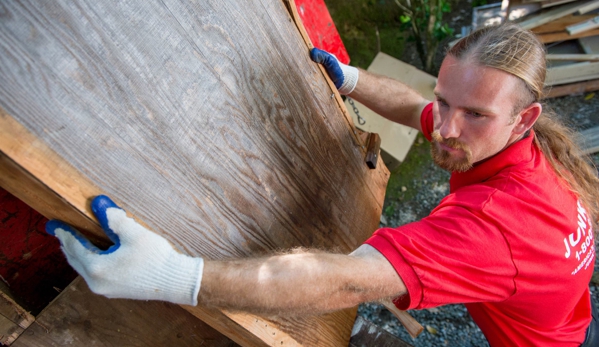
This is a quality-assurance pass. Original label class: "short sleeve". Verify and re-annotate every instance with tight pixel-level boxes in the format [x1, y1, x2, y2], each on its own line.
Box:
[365, 196, 517, 310]
[420, 102, 434, 141]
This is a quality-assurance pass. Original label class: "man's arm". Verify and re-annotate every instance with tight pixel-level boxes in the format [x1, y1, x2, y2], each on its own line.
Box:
[349, 69, 429, 132]
[200, 244, 405, 315]
[310, 48, 429, 131]
[46, 196, 406, 315]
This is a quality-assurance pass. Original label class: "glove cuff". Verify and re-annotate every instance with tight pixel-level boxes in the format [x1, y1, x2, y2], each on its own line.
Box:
[339, 65, 359, 95]
[128, 253, 204, 306]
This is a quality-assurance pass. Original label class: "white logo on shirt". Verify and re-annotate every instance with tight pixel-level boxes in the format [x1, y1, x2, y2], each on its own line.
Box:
[564, 200, 594, 275]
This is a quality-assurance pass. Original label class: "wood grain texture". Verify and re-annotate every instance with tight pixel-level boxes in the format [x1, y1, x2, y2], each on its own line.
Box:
[0, 0, 389, 346]
[0, 314, 24, 346]
[537, 28, 599, 43]
[545, 78, 599, 98]
[349, 317, 413, 347]
[12, 277, 238, 347]
[531, 14, 596, 34]
[0, 292, 35, 330]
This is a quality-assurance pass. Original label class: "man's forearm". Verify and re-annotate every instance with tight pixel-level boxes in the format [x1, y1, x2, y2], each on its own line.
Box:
[198, 247, 406, 316]
[349, 69, 430, 131]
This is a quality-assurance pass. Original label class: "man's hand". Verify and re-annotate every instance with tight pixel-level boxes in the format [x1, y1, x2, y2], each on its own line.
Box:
[45, 195, 204, 306]
[310, 48, 359, 95]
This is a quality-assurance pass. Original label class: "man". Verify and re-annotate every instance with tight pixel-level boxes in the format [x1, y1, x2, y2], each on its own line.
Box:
[46, 24, 599, 346]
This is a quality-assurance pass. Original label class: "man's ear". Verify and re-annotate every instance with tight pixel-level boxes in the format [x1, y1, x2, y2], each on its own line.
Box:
[512, 102, 542, 135]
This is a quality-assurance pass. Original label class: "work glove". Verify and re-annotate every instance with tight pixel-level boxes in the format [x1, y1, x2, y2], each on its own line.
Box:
[45, 195, 204, 306]
[310, 47, 359, 95]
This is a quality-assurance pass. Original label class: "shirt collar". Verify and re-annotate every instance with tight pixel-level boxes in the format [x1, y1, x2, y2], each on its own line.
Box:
[449, 130, 535, 193]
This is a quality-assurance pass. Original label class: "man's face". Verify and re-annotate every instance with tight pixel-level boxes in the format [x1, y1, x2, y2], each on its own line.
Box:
[431, 55, 529, 172]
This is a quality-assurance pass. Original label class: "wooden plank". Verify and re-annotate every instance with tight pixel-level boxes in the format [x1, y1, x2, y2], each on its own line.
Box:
[537, 28, 599, 43]
[0, 291, 32, 346]
[0, 1, 389, 346]
[0, 314, 24, 346]
[0, 292, 34, 346]
[545, 78, 599, 97]
[546, 61, 599, 85]
[576, 1, 599, 14]
[518, 1, 596, 30]
[0, 293, 35, 330]
[579, 35, 599, 54]
[531, 14, 596, 34]
[12, 277, 238, 347]
[566, 16, 599, 35]
[348, 317, 413, 347]
[541, 0, 579, 8]
[546, 53, 599, 61]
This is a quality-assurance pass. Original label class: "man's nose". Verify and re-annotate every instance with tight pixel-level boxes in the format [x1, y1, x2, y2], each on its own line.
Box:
[439, 110, 461, 139]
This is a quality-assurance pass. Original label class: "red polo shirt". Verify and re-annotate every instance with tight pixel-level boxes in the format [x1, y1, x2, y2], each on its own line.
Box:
[365, 103, 594, 346]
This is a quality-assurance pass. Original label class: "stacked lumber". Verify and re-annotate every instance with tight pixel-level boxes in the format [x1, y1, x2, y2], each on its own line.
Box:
[471, 0, 599, 98]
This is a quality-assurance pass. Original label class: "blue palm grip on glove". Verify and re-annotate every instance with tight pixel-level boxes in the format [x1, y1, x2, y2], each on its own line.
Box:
[310, 47, 345, 89]
[45, 195, 122, 254]
[310, 47, 359, 95]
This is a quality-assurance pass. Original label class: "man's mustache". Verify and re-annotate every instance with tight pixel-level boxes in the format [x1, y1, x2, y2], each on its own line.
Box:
[431, 130, 470, 152]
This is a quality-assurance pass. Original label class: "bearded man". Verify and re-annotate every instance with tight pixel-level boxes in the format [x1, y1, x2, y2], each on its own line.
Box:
[47, 24, 599, 346]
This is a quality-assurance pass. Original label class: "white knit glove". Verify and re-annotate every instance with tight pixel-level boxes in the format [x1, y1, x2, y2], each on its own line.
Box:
[46, 195, 204, 306]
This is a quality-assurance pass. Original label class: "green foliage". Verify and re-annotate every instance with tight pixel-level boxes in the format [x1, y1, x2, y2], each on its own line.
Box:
[323, 0, 406, 69]
[395, 0, 454, 73]
[471, 0, 488, 7]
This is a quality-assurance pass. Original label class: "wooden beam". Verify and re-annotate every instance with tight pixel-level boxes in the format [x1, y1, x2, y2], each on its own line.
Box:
[546, 53, 599, 61]
[519, 1, 597, 30]
[541, 0, 579, 9]
[531, 14, 596, 34]
[546, 61, 599, 85]
[576, 1, 599, 14]
[0, 292, 35, 346]
[566, 16, 599, 35]
[11, 277, 238, 347]
[0, 1, 389, 346]
[545, 78, 599, 98]
[537, 28, 599, 43]
[579, 35, 599, 54]
[349, 317, 413, 347]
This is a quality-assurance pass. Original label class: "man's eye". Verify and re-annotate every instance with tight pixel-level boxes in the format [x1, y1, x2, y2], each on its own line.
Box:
[467, 111, 483, 118]
[437, 99, 449, 107]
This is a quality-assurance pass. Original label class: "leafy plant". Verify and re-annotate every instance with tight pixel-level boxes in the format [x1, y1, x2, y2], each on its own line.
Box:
[395, 0, 454, 73]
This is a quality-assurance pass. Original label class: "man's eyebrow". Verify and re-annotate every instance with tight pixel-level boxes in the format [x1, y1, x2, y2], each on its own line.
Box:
[433, 91, 495, 115]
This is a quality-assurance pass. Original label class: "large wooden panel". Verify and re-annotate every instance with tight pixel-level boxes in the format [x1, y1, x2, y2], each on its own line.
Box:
[0, 0, 389, 346]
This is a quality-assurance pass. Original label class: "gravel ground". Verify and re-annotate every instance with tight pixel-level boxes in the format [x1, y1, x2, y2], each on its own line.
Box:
[355, 1, 599, 346]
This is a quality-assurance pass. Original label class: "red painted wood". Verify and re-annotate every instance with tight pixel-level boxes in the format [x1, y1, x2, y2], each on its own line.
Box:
[0, 187, 77, 315]
[295, 0, 350, 64]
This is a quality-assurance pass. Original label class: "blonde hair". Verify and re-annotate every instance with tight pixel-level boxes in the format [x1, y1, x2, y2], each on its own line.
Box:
[448, 23, 599, 223]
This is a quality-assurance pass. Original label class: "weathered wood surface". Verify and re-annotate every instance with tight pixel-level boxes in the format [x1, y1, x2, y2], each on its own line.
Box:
[531, 14, 596, 34]
[545, 78, 599, 98]
[0, 0, 389, 346]
[348, 317, 413, 347]
[12, 277, 238, 347]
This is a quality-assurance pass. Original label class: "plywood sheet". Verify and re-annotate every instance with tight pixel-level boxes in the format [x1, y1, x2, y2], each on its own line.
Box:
[0, 0, 389, 345]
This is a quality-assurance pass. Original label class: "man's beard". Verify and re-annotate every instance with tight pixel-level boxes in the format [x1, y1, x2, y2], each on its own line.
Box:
[430, 130, 474, 172]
